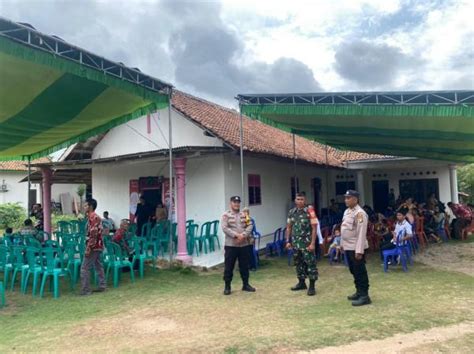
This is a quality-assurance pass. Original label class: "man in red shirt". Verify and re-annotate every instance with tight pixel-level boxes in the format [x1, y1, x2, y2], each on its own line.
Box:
[448, 202, 473, 239]
[80, 198, 106, 295]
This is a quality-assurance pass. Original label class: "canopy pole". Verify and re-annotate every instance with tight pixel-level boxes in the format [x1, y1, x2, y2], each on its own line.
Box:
[239, 102, 245, 203]
[293, 133, 298, 193]
[27, 155, 31, 212]
[325, 145, 330, 219]
[168, 89, 174, 266]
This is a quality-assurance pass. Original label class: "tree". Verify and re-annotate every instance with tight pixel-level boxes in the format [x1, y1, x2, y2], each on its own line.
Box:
[0, 203, 26, 229]
[458, 164, 474, 204]
[76, 184, 87, 213]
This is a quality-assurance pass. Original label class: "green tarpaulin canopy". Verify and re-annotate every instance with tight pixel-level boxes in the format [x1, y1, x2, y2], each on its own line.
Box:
[0, 18, 170, 160]
[239, 93, 474, 163]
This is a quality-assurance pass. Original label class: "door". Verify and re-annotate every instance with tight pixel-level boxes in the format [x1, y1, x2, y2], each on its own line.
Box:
[372, 180, 389, 213]
[312, 178, 322, 215]
[28, 189, 37, 210]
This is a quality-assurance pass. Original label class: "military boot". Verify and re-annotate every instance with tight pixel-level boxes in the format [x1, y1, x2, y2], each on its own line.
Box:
[242, 282, 256, 292]
[352, 295, 372, 306]
[307, 280, 316, 296]
[291, 278, 307, 291]
[223, 282, 231, 295]
[347, 292, 360, 301]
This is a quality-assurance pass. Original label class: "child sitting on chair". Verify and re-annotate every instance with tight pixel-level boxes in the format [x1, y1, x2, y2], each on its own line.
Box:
[328, 227, 342, 261]
[242, 207, 257, 270]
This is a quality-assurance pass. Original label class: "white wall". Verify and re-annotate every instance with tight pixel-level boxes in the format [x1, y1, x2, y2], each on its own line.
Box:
[0, 171, 40, 208]
[0, 171, 79, 211]
[223, 154, 333, 242]
[91, 154, 227, 267]
[92, 108, 223, 159]
[360, 165, 451, 206]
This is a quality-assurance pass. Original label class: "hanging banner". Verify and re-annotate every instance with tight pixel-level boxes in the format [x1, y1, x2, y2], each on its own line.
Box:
[129, 179, 139, 221]
[162, 178, 176, 221]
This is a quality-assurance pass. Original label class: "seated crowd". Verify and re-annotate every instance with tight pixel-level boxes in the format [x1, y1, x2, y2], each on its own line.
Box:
[323, 194, 473, 262]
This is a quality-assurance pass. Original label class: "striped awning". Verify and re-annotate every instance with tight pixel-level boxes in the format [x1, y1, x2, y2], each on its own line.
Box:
[0, 18, 170, 160]
[239, 92, 474, 163]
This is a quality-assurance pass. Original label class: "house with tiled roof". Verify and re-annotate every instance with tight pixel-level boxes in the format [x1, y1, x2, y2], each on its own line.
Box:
[37, 89, 458, 267]
[0, 157, 80, 212]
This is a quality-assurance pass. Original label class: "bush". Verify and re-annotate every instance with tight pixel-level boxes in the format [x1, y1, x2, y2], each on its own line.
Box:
[0, 203, 27, 229]
[51, 213, 83, 230]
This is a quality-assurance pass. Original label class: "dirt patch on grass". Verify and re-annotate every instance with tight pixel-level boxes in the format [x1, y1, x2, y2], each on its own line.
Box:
[71, 309, 178, 337]
[306, 321, 474, 354]
[415, 242, 474, 276]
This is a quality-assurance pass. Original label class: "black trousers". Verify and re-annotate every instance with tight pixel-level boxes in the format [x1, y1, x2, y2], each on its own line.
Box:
[345, 250, 370, 296]
[224, 246, 250, 284]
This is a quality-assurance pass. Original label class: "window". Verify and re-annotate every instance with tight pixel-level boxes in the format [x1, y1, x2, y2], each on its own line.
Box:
[290, 177, 300, 200]
[248, 174, 262, 205]
[335, 181, 355, 196]
[399, 178, 439, 203]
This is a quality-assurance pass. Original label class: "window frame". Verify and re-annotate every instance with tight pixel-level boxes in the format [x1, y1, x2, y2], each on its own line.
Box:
[248, 174, 262, 206]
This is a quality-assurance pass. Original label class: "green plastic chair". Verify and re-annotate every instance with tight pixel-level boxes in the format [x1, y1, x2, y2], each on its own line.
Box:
[10, 246, 27, 291]
[63, 243, 81, 286]
[39, 247, 73, 298]
[105, 242, 134, 288]
[0, 281, 5, 308]
[130, 237, 153, 278]
[24, 236, 42, 248]
[140, 222, 153, 239]
[57, 221, 73, 235]
[128, 223, 137, 236]
[208, 220, 221, 252]
[196, 222, 211, 255]
[22, 247, 43, 296]
[148, 224, 162, 257]
[187, 224, 200, 256]
[0, 245, 13, 287]
[36, 231, 51, 242]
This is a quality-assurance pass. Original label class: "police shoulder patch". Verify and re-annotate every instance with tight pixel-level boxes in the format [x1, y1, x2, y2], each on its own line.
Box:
[357, 212, 364, 223]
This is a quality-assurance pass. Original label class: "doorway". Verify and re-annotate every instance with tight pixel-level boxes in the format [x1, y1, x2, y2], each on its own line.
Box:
[312, 177, 322, 215]
[372, 180, 389, 213]
[28, 189, 37, 210]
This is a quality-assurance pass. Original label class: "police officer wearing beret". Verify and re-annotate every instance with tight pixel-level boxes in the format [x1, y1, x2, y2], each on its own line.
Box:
[221, 196, 256, 295]
[341, 190, 371, 306]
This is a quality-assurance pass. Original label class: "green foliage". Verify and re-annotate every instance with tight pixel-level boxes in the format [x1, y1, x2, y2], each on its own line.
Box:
[458, 164, 474, 203]
[51, 213, 82, 230]
[76, 184, 86, 199]
[0, 202, 26, 229]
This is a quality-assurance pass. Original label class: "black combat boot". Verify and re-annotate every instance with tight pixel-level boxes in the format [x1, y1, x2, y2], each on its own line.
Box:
[352, 295, 372, 306]
[307, 280, 316, 296]
[291, 278, 307, 291]
[347, 292, 360, 301]
[223, 282, 231, 295]
[242, 280, 256, 292]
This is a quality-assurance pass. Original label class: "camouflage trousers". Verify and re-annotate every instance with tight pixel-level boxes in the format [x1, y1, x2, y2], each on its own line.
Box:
[294, 249, 318, 281]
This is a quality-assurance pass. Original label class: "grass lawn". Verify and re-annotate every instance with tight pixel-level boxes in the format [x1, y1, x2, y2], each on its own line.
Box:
[0, 253, 473, 352]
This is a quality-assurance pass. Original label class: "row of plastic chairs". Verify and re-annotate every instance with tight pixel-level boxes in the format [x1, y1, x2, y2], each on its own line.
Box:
[186, 220, 221, 256]
[1, 244, 74, 298]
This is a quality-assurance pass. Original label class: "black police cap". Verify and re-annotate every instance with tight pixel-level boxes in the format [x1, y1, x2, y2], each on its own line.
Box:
[344, 190, 360, 198]
[230, 196, 241, 202]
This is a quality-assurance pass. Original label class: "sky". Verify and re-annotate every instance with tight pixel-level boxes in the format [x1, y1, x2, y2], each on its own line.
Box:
[1, 0, 473, 107]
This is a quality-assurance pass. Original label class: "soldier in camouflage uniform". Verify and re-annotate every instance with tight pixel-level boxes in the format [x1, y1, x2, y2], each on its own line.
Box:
[285, 192, 318, 296]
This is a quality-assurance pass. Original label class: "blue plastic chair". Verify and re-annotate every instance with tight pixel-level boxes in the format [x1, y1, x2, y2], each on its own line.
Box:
[250, 218, 262, 269]
[0, 245, 13, 287]
[265, 228, 281, 257]
[22, 247, 43, 296]
[436, 219, 448, 242]
[383, 231, 411, 273]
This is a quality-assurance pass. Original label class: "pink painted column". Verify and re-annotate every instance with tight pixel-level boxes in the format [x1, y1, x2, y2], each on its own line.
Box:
[41, 167, 52, 234]
[173, 158, 192, 263]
